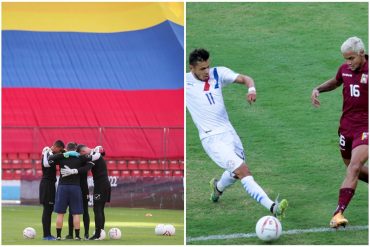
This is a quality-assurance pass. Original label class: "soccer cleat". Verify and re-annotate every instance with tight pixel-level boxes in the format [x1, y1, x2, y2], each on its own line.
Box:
[330, 212, 348, 228]
[89, 235, 100, 241]
[209, 178, 222, 202]
[84, 234, 89, 240]
[271, 195, 288, 220]
[75, 236, 81, 241]
[42, 236, 56, 241]
[56, 237, 62, 241]
[65, 234, 73, 240]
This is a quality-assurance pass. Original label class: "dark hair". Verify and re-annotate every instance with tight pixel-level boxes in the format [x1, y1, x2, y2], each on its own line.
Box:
[76, 144, 87, 153]
[53, 140, 65, 148]
[189, 48, 210, 66]
[66, 142, 78, 151]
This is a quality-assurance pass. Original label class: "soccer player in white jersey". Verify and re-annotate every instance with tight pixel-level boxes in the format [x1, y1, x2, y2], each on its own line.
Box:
[186, 48, 288, 218]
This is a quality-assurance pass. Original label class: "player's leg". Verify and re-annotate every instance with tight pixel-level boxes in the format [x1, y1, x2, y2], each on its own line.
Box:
[54, 185, 68, 240]
[56, 214, 64, 240]
[66, 213, 74, 239]
[210, 171, 237, 202]
[331, 144, 368, 228]
[69, 185, 84, 240]
[41, 203, 54, 239]
[91, 201, 104, 239]
[82, 196, 90, 239]
[342, 158, 368, 183]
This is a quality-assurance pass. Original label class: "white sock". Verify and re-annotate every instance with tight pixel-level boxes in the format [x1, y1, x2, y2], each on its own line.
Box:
[216, 171, 237, 192]
[241, 176, 274, 211]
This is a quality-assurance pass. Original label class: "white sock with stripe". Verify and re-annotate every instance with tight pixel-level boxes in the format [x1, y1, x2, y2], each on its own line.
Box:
[216, 171, 237, 192]
[241, 176, 274, 211]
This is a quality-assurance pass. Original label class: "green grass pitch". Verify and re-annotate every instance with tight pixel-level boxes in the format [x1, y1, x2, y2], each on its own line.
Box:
[2, 205, 184, 245]
[186, 2, 368, 245]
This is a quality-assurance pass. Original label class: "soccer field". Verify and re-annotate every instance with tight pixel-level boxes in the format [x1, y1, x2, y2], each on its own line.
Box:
[186, 2, 368, 245]
[2, 205, 184, 245]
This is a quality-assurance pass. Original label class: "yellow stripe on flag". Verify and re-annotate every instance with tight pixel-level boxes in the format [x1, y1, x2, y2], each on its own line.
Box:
[2, 2, 184, 32]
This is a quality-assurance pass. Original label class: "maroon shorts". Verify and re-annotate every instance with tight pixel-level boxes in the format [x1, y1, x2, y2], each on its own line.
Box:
[338, 126, 368, 160]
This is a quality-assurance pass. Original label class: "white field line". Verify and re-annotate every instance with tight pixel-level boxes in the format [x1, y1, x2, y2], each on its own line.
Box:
[187, 225, 368, 242]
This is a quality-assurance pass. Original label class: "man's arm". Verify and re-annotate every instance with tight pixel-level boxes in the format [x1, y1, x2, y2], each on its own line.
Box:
[234, 74, 256, 105]
[60, 161, 95, 177]
[47, 153, 64, 166]
[311, 77, 341, 107]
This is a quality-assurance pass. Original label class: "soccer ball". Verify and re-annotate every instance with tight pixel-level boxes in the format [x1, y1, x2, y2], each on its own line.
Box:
[163, 224, 176, 236]
[155, 224, 166, 235]
[93, 229, 106, 240]
[108, 228, 122, 240]
[23, 227, 36, 239]
[255, 216, 282, 241]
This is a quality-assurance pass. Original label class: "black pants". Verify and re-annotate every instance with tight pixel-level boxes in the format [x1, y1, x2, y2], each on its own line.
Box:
[42, 203, 54, 237]
[68, 198, 90, 236]
[93, 200, 106, 237]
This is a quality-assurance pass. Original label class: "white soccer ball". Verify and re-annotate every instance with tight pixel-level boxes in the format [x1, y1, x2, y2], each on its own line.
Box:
[155, 224, 166, 235]
[108, 228, 122, 240]
[163, 224, 176, 236]
[255, 216, 282, 241]
[23, 227, 36, 239]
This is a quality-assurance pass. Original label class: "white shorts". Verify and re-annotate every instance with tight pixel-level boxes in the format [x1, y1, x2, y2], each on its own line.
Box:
[201, 130, 245, 173]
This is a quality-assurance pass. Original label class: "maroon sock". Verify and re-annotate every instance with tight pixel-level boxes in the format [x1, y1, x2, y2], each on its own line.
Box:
[333, 188, 355, 216]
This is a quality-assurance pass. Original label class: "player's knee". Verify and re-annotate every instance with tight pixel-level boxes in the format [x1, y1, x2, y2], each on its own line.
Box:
[233, 163, 251, 179]
[347, 162, 362, 176]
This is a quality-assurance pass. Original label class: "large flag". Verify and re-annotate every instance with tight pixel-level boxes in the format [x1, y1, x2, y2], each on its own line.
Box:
[2, 3, 184, 158]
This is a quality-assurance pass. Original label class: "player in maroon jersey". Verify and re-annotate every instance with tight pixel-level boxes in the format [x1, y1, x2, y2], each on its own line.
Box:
[311, 37, 368, 228]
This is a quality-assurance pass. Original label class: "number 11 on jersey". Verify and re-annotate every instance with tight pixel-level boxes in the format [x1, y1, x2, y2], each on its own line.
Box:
[205, 93, 215, 105]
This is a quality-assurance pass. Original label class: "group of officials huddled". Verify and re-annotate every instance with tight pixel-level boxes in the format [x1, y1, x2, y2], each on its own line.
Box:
[39, 140, 111, 240]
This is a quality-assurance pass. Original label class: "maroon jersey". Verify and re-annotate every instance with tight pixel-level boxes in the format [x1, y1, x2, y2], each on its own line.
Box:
[336, 55, 368, 131]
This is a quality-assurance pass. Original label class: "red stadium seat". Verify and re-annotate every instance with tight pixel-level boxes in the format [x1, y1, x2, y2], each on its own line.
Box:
[18, 153, 29, 159]
[109, 170, 120, 177]
[8, 153, 18, 159]
[120, 170, 131, 177]
[107, 160, 117, 171]
[2, 158, 11, 164]
[173, 170, 183, 177]
[30, 153, 40, 160]
[35, 169, 43, 178]
[2, 163, 12, 169]
[169, 160, 180, 170]
[152, 170, 163, 177]
[34, 160, 42, 165]
[22, 160, 33, 169]
[117, 160, 127, 170]
[127, 160, 138, 170]
[148, 160, 160, 170]
[2, 169, 13, 180]
[131, 170, 141, 176]
[179, 160, 184, 170]
[160, 160, 169, 170]
[142, 170, 152, 177]
[13, 169, 23, 179]
[24, 169, 34, 176]
[163, 170, 172, 176]
[138, 160, 149, 170]
[11, 161, 23, 170]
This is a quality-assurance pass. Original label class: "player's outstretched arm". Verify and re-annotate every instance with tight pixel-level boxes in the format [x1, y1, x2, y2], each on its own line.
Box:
[311, 77, 341, 107]
[47, 153, 65, 166]
[234, 74, 256, 105]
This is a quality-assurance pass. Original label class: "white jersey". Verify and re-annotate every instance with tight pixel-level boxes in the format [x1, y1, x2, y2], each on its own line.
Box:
[186, 66, 239, 140]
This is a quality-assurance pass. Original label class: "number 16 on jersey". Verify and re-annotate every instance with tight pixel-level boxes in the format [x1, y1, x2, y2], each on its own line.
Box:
[205, 93, 215, 105]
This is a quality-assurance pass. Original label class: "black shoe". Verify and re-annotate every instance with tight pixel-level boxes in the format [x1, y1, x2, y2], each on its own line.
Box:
[56, 237, 62, 241]
[84, 234, 89, 240]
[75, 237, 81, 241]
[65, 234, 73, 240]
[89, 235, 99, 240]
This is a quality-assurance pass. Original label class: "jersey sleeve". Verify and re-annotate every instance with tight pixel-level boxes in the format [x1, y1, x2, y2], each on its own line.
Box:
[78, 161, 94, 174]
[335, 65, 344, 84]
[47, 153, 64, 166]
[216, 66, 239, 87]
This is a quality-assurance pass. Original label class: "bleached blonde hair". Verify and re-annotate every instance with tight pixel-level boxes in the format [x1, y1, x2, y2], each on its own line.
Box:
[341, 37, 365, 54]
